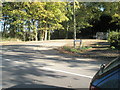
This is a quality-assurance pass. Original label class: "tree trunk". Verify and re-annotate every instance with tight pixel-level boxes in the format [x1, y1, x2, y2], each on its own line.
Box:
[44, 19, 48, 41]
[66, 24, 69, 39]
[40, 30, 44, 41]
[3, 21, 6, 37]
[48, 30, 51, 40]
[9, 25, 16, 38]
[73, 0, 76, 48]
[37, 20, 40, 41]
[32, 20, 38, 41]
[44, 30, 47, 41]
[48, 25, 51, 40]
[23, 32, 26, 41]
[35, 31, 38, 41]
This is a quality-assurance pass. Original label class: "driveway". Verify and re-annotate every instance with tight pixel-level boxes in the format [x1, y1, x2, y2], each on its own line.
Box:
[1, 40, 111, 89]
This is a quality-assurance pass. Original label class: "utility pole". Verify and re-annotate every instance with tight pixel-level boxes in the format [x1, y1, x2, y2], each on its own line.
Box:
[73, 0, 76, 48]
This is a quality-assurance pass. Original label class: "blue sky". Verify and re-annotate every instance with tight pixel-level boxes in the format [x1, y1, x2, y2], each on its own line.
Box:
[0, 21, 3, 31]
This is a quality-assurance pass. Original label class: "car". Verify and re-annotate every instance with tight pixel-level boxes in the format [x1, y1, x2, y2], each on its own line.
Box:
[89, 57, 120, 90]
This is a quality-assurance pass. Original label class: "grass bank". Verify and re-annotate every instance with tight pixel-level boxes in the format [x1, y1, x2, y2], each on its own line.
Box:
[58, 40, 119, 61]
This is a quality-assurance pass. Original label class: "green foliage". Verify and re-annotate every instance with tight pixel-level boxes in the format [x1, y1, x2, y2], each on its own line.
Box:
[63, 46, 79, 53]
[1, 2, 120, 41]
[108, 30, 120, 49]
[1, 37, 21, 41]
[110, 46, 116, 49]
[80, 46, 92, 50]
[63, 46, 92, 53]
[2, 2, 68, 41]
[63, 46, 71, 51]
[108, 31, 120, 42]
[70, 48, 78, 52]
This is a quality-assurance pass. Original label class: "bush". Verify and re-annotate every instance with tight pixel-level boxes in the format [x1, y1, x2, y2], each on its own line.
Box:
[63, 46, 92, 53]
[0, 37, 21, 41]
[108, 31, 120, 49]
[63, 46, 79, 53]
[80, 46, 92, 50]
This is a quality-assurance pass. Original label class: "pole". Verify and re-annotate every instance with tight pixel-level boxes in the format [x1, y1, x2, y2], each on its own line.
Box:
[73, 0, 76, 48]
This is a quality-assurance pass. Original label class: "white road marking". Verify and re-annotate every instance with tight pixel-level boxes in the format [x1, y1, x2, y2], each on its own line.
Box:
[5, 59, 11, 61]
[42, 67, 93, 79]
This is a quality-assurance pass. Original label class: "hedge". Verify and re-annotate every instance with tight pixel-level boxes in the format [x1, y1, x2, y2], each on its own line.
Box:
[108, 31, 120, 49]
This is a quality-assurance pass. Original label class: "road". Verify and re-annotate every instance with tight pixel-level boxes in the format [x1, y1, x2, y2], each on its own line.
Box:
[1, 40, 109, 89]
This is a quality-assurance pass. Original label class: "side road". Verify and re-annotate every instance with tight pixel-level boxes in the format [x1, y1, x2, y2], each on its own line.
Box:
[1, 39, 117, 89]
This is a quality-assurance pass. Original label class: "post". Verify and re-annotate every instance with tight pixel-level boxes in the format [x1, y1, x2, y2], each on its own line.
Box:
[79, 39, 82, 49]
[73, 0, 76, 48]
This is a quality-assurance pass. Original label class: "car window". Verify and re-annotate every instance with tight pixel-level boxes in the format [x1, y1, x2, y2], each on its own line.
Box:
[103, 57, 120, 73]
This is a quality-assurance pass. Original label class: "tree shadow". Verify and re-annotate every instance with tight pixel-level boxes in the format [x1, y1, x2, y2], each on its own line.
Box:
[91, 41, 110, 48]
[2, 44, 115, 69]
[75, 41, 119, 61]
[2, 43, 116, 88]
[3, 83, 74, 90]
[2, 44, 70, 88]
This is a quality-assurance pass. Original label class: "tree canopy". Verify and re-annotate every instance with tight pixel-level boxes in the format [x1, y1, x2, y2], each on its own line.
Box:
[1, 2, 120, 40]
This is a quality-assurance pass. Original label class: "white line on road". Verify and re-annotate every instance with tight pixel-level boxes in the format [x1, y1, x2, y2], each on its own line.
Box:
[42, 67, 93, 79]
[5, 59, 11, 61]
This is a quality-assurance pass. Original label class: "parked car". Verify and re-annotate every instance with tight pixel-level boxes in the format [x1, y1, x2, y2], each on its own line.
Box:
[89, 57, 120, 90]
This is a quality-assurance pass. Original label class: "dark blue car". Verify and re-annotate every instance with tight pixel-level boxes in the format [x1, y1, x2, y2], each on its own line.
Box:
[89, 57, 120, 90]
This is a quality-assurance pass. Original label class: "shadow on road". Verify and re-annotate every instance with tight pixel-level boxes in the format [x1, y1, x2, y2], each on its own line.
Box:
[60, 41, 119, 61]
[2, 43, 117, 88]
[3, 83, 75, 90]
[2, 44, 108, 69]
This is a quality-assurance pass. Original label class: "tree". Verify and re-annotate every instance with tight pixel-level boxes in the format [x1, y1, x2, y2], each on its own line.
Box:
[1, 2, 120, 41]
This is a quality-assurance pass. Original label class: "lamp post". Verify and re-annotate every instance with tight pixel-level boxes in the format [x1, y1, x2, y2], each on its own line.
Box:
[73, 0, 76, 48]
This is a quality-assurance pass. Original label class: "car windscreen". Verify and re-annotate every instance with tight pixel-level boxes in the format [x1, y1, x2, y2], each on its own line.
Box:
[103, 57, 120, 73]
[91, 57, 120, 83]
[97, 57, 120, 76]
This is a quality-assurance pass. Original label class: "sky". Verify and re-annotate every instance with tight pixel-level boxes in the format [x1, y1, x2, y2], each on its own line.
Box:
[0, 21, 3, 31]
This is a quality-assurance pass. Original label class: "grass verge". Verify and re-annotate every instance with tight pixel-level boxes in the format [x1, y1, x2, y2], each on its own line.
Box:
[62, 46, 92, 53]
[57, 40, 119, 59]
[0, 37, 21, 42]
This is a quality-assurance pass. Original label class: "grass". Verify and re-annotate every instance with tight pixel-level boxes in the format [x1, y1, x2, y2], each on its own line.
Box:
[0, 37, 23, 45]
[109, 46, 120, 50]
[58, 40, 119, 59]
[0, 37, 21, 42]
[58, 42, 119, 60]
[62, 46, 92, 53]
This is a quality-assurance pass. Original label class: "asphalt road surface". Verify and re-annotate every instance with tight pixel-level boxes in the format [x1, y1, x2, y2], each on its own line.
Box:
[1, 40, 109, 89]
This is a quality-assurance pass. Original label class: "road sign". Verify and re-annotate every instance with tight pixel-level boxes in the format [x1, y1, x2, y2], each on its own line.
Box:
[74, 40, 81, 42]
[74, 39, 82, 48]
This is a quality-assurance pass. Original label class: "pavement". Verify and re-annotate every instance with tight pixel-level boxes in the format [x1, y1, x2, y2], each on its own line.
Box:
[1, 40, 111, 89]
